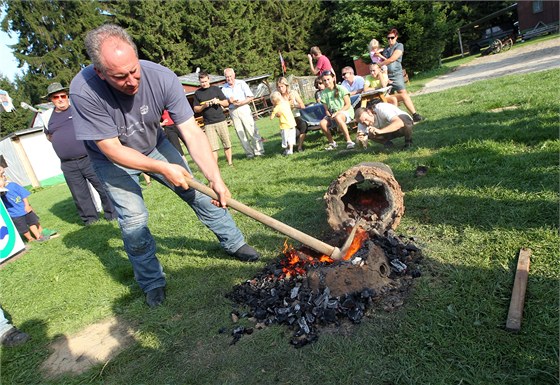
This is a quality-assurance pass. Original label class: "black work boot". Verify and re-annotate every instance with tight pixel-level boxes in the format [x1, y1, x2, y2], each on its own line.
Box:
[231, 244, 260, 262]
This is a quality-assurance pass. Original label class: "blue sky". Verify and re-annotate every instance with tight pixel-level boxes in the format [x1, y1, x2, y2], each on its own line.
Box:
[0, 8, 23, 82]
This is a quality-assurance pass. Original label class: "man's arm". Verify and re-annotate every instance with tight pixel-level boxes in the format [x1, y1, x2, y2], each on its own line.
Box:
[175, 117, 230, 207]
[95, 137, 193, 191]
[308, 54, 318, 75]
[380, 48, 403, 67]
[232, 96, 253, 107]
[22, 197, 32, 213]
[352, 77, 365, 95]
[374, 116, 404, 135]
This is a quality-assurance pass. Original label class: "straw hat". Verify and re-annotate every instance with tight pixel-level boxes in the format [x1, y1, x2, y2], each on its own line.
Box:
[43, 82, 68, 98]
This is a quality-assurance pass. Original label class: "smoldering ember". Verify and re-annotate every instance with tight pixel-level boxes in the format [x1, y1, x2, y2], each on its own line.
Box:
[223, 163, 423, 347]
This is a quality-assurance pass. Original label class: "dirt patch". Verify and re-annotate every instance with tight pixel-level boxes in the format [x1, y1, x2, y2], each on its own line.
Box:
[489, 105, 520, 113]
[41, 316, 135, 379]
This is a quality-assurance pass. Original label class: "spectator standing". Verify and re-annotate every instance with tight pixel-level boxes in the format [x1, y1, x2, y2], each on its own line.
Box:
[340, 66, 365, 96]
[69, 24, 260, 308]
[308, 46, 334, 76]
[355, 103, 413, 149]
[269, 91, 296, 155]
[42, 82, 117, 225]
[160, 109, 187, 162]
[193, 72, 234, 166]
[275, 77, 306, 152]
[319, 71, 356, 150]
[221, 68, 265, 159]
[379, 28, 423, 122]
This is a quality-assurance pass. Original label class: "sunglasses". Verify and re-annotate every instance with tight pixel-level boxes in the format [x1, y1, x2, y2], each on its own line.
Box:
[51, 94, 68, 100]
[321, 70, 333, 77]
[387, 36, 396, 40]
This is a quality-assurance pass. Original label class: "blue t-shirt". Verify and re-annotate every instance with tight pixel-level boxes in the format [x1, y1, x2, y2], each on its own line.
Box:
[1, 182, 30, 218]
[70, 60, 194, 162]
[341, 76, 365, 94]
[45, 107, 88, 160]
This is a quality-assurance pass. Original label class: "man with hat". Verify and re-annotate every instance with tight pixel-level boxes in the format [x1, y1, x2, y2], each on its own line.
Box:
[43, 82, 117, 225]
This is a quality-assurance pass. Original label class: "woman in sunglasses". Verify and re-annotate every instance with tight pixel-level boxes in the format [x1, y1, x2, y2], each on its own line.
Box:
[319, 71, 356, 150]
[380, 28, 424, 122]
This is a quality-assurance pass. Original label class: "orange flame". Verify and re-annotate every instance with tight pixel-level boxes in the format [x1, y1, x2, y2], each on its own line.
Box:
[279, 229, 369, 278]
[341, 227, 369, 261]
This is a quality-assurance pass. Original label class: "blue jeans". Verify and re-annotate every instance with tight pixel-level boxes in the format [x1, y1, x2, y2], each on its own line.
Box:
[92, 138, 245, 293]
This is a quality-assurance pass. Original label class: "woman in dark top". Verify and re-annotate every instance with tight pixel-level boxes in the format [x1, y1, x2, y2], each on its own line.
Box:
[380, 28, 424, 122]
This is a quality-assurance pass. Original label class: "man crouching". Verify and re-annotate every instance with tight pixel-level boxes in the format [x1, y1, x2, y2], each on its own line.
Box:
[355, 103, 414, 150]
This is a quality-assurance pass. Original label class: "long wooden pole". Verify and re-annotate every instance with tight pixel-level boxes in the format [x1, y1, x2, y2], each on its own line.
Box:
[505, 248, 532, 332]
[187, 179, 339, 258]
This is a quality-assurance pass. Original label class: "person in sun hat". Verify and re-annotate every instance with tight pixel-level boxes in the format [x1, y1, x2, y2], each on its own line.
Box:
[42, 82, 117, 226]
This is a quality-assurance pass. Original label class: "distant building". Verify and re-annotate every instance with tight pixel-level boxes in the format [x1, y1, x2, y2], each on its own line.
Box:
[517, 1, 559, 39]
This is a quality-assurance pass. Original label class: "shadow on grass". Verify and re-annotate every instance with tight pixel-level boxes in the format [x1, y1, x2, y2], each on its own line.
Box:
[49, 198, 87, 226]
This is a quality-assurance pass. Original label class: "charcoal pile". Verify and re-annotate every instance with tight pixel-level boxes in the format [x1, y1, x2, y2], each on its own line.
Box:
[224, 230, 422, 347]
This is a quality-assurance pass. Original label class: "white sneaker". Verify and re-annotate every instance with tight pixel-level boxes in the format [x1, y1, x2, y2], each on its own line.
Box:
[346, 141, 356, 149]
[325, 142, 338, 151]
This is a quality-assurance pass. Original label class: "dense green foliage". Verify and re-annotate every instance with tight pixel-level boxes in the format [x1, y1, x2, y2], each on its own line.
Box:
[0, 67, 558, 384]
[1, 0, 107, 101]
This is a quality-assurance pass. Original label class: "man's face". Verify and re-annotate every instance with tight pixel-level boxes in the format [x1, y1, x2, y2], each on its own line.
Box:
[224, 70, 235, 86]
[50, 91, 70, 111]
[359, 110, 376, 126]
[342, 71, 355, 83]
[199, 76, 210, 89]
[95, 38, 141, 96]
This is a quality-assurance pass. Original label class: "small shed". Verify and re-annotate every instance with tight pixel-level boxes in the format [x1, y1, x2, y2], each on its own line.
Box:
[0, 126, 63, 188]
[517, 1, 559, 39]
[0, 103, 63, 188]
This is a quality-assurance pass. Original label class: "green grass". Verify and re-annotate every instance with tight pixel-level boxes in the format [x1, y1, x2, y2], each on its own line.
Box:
[1, 67, 558, 385]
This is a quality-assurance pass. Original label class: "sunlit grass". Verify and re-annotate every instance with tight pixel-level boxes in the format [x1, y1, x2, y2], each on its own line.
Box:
[0, 68, 558, 385]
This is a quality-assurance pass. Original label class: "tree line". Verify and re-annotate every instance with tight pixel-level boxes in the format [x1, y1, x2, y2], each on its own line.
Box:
[0, 0, 514, 135]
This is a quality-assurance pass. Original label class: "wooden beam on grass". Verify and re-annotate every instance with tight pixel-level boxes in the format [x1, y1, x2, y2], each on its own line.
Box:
[506, 248, 532, 332]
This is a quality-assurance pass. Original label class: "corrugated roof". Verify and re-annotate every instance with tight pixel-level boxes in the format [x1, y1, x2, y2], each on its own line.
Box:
[178, 73, 225, 86]
[178, 73, 271, 87]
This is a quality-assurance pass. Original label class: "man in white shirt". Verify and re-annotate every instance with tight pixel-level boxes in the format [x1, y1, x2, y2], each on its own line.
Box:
[340, 66, 365, 96]
[221, 68, 264, 158]
[355, 103, 413, 149]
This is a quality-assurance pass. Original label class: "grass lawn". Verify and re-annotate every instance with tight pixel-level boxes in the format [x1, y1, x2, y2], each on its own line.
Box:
[1, 64, 558, 383]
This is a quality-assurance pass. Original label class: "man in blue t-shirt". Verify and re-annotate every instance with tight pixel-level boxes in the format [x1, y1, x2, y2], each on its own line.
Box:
[43, 82, 116, 225]
[70, 24, 260, 308]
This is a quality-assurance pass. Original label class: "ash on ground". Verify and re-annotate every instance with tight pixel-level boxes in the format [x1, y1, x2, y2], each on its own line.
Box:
[224, 230, 423, 347]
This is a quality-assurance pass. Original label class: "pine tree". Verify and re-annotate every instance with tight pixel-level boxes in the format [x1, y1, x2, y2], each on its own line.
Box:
[1, 0, 107, 103]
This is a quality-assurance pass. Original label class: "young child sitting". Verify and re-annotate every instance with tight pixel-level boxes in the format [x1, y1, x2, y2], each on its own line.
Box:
[368, 38, 388, 73]
[269, 91, 296, 155]
[0, 168, 57, 242]
[314, 77, 325, 103]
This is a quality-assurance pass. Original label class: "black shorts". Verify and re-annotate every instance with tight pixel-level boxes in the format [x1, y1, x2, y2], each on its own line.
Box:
[12, 211, 40, 235]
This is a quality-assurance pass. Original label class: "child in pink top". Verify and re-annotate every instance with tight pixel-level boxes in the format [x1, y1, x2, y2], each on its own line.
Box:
[368, 39, 388, 73]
